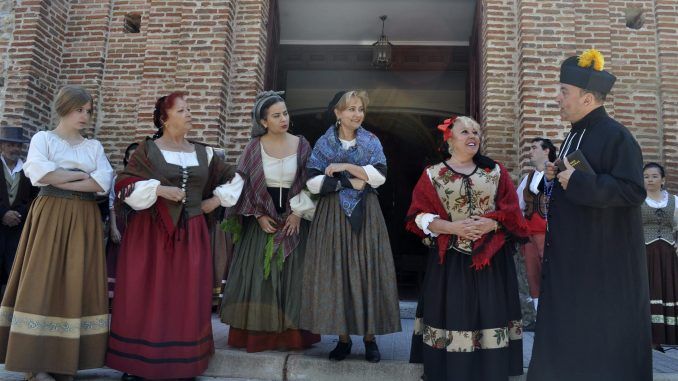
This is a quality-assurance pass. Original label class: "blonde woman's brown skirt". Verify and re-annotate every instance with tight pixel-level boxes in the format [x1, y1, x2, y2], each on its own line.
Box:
[0, 195, 108, 375]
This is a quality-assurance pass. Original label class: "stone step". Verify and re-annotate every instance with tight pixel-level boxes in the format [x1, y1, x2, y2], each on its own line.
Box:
[3, 348, 678, 381]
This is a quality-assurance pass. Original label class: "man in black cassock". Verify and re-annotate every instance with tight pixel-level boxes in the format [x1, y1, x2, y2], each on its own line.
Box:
[527, 50, 652, 381]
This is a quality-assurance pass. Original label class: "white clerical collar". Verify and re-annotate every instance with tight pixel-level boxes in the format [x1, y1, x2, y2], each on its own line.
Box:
[1, 156, 23, 179]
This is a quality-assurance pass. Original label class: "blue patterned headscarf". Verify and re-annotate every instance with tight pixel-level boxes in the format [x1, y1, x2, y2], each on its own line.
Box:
[307, 125, 387, 218]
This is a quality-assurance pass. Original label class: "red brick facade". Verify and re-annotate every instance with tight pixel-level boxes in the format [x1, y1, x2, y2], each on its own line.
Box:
[481, 0, 678, 190]
[0, 0, 676, 189]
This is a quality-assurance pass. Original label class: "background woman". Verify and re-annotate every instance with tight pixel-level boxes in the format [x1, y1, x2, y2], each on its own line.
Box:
[106, 142, 138, 302]
[642, 162, 678, 351]
[221, 91, 319, 352]
[406, 116, 529, 381]
[301, 90, 401, 363]
[106, 92, 242, 379]
[0, 85, 114, 381]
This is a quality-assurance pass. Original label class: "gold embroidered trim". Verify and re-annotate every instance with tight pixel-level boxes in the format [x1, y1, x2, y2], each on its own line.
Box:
[0, 306, 108, 338]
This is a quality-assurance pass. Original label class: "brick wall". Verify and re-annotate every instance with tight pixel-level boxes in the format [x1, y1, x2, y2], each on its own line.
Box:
[0, 0, 269, 168]
[222, 0, 270, 161]
[655, 0, 678, 191]
[0, 0, 14, 117]
[1, 0, 676, 189]
[480, 0, 521, 175]
[91, 0, 148, 165]
[483, 0, 678, 191]
[0, 0, 69, 135]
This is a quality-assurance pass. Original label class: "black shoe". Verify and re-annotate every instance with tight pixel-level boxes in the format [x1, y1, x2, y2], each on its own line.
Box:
[654, 344, 665, 353]
[329, 339, 352, 361]
[364, 340, 381, 363]
[121, 374, 142, 381]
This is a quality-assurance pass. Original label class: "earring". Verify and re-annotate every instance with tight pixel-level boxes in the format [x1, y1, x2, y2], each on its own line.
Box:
[448, 146, 455, 156]
[336, 119, 342, 127]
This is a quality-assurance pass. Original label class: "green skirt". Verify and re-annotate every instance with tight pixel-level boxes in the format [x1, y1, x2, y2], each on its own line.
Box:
[221, 216, 310, 332]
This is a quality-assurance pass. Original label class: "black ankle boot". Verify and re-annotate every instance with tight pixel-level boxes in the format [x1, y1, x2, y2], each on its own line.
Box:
[364, 339, 381, 363]
[329, 339, 352, 361]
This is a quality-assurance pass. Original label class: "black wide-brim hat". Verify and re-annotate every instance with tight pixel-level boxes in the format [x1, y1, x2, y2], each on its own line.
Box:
[0, 126, 29, 143]
[560, 49, 616, 95]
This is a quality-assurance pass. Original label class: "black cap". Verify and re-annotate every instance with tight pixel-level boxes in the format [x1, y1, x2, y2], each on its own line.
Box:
[560, 51, 616, 95]
[0, 127, 29, 143]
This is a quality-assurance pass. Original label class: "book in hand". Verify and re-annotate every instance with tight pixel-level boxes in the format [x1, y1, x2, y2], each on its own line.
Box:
[557, 149, 595, 174]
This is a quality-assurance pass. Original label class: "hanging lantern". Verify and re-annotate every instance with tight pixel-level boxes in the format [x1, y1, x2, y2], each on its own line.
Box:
[372, 15, 393, 69]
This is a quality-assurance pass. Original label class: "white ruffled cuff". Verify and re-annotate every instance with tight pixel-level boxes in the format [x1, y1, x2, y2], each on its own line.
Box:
[363, 165, 386, 188]
[213, 173, 244, 207]
[306, 175, 325, 194]
[124, 179, 161, 210]
[415, 213, 440, 237]
[290, 189, 316, 221]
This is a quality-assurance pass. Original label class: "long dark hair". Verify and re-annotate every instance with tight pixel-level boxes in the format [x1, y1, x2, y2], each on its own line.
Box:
[123, 142, 139, 167]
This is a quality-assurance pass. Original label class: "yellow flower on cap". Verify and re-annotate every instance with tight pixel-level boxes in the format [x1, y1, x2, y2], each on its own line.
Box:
[578, 49, 605, 71]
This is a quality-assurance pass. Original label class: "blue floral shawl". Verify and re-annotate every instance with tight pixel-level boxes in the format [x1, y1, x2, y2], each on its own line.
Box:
[307, 125, 387, 218]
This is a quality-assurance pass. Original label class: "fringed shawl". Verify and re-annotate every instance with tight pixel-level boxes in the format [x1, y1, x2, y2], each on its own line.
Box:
[307, 125, 386, 218]
[115, 138, 236, 239]
[230, 136, 312, 259]
[405, 162, 529, 270]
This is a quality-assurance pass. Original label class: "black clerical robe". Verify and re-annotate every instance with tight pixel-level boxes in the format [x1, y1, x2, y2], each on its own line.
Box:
[528, 106, 652, 381]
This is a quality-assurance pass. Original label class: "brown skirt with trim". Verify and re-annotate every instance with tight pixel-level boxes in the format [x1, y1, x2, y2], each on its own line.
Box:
[0, 195, 108, 374]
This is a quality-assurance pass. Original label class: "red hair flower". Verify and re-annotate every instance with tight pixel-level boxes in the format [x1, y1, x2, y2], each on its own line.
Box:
[437, 116, 458, 141]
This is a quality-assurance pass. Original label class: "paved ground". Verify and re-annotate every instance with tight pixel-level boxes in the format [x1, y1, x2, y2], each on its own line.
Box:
[1, 313, 677, 380]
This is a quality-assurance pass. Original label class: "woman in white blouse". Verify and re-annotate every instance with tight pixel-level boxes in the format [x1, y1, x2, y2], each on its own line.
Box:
[105, 92, 243, 380]
[642, 162, 678, 351]
[220, 91, 320, 352]
[0, 85, 114, 381]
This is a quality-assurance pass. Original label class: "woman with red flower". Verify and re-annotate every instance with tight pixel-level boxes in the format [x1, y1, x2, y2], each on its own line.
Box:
[406, 116, 530, 381]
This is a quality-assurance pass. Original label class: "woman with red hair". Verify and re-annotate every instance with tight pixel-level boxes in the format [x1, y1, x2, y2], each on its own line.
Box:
[106, 92, 243, 379]
[406, 116, 529, 381]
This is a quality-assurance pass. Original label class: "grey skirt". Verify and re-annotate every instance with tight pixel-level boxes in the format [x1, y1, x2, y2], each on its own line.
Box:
[221, 216, 309, 332]
[300, 192, 401, 335]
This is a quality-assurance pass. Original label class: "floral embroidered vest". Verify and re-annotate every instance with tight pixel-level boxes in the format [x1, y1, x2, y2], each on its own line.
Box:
[427, 162, 500, 254]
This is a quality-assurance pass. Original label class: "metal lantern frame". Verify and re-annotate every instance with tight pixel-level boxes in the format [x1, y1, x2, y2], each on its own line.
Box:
[372, 15, 393, 69]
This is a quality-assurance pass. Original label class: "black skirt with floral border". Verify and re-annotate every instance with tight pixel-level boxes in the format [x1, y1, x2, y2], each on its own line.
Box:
[410, 244, 523, 381]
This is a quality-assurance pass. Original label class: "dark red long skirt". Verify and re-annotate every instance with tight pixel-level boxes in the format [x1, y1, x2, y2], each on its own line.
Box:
[106, 211, 214, 379]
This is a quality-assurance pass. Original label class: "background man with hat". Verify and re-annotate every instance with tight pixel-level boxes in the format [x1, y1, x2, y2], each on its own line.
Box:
[0, 126, 37, 291]
[528, 50, 651, 381]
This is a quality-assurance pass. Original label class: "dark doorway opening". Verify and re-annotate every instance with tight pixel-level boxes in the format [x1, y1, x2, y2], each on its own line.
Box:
[273, 38, 478, 300]
[289, 110, 450, 299]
